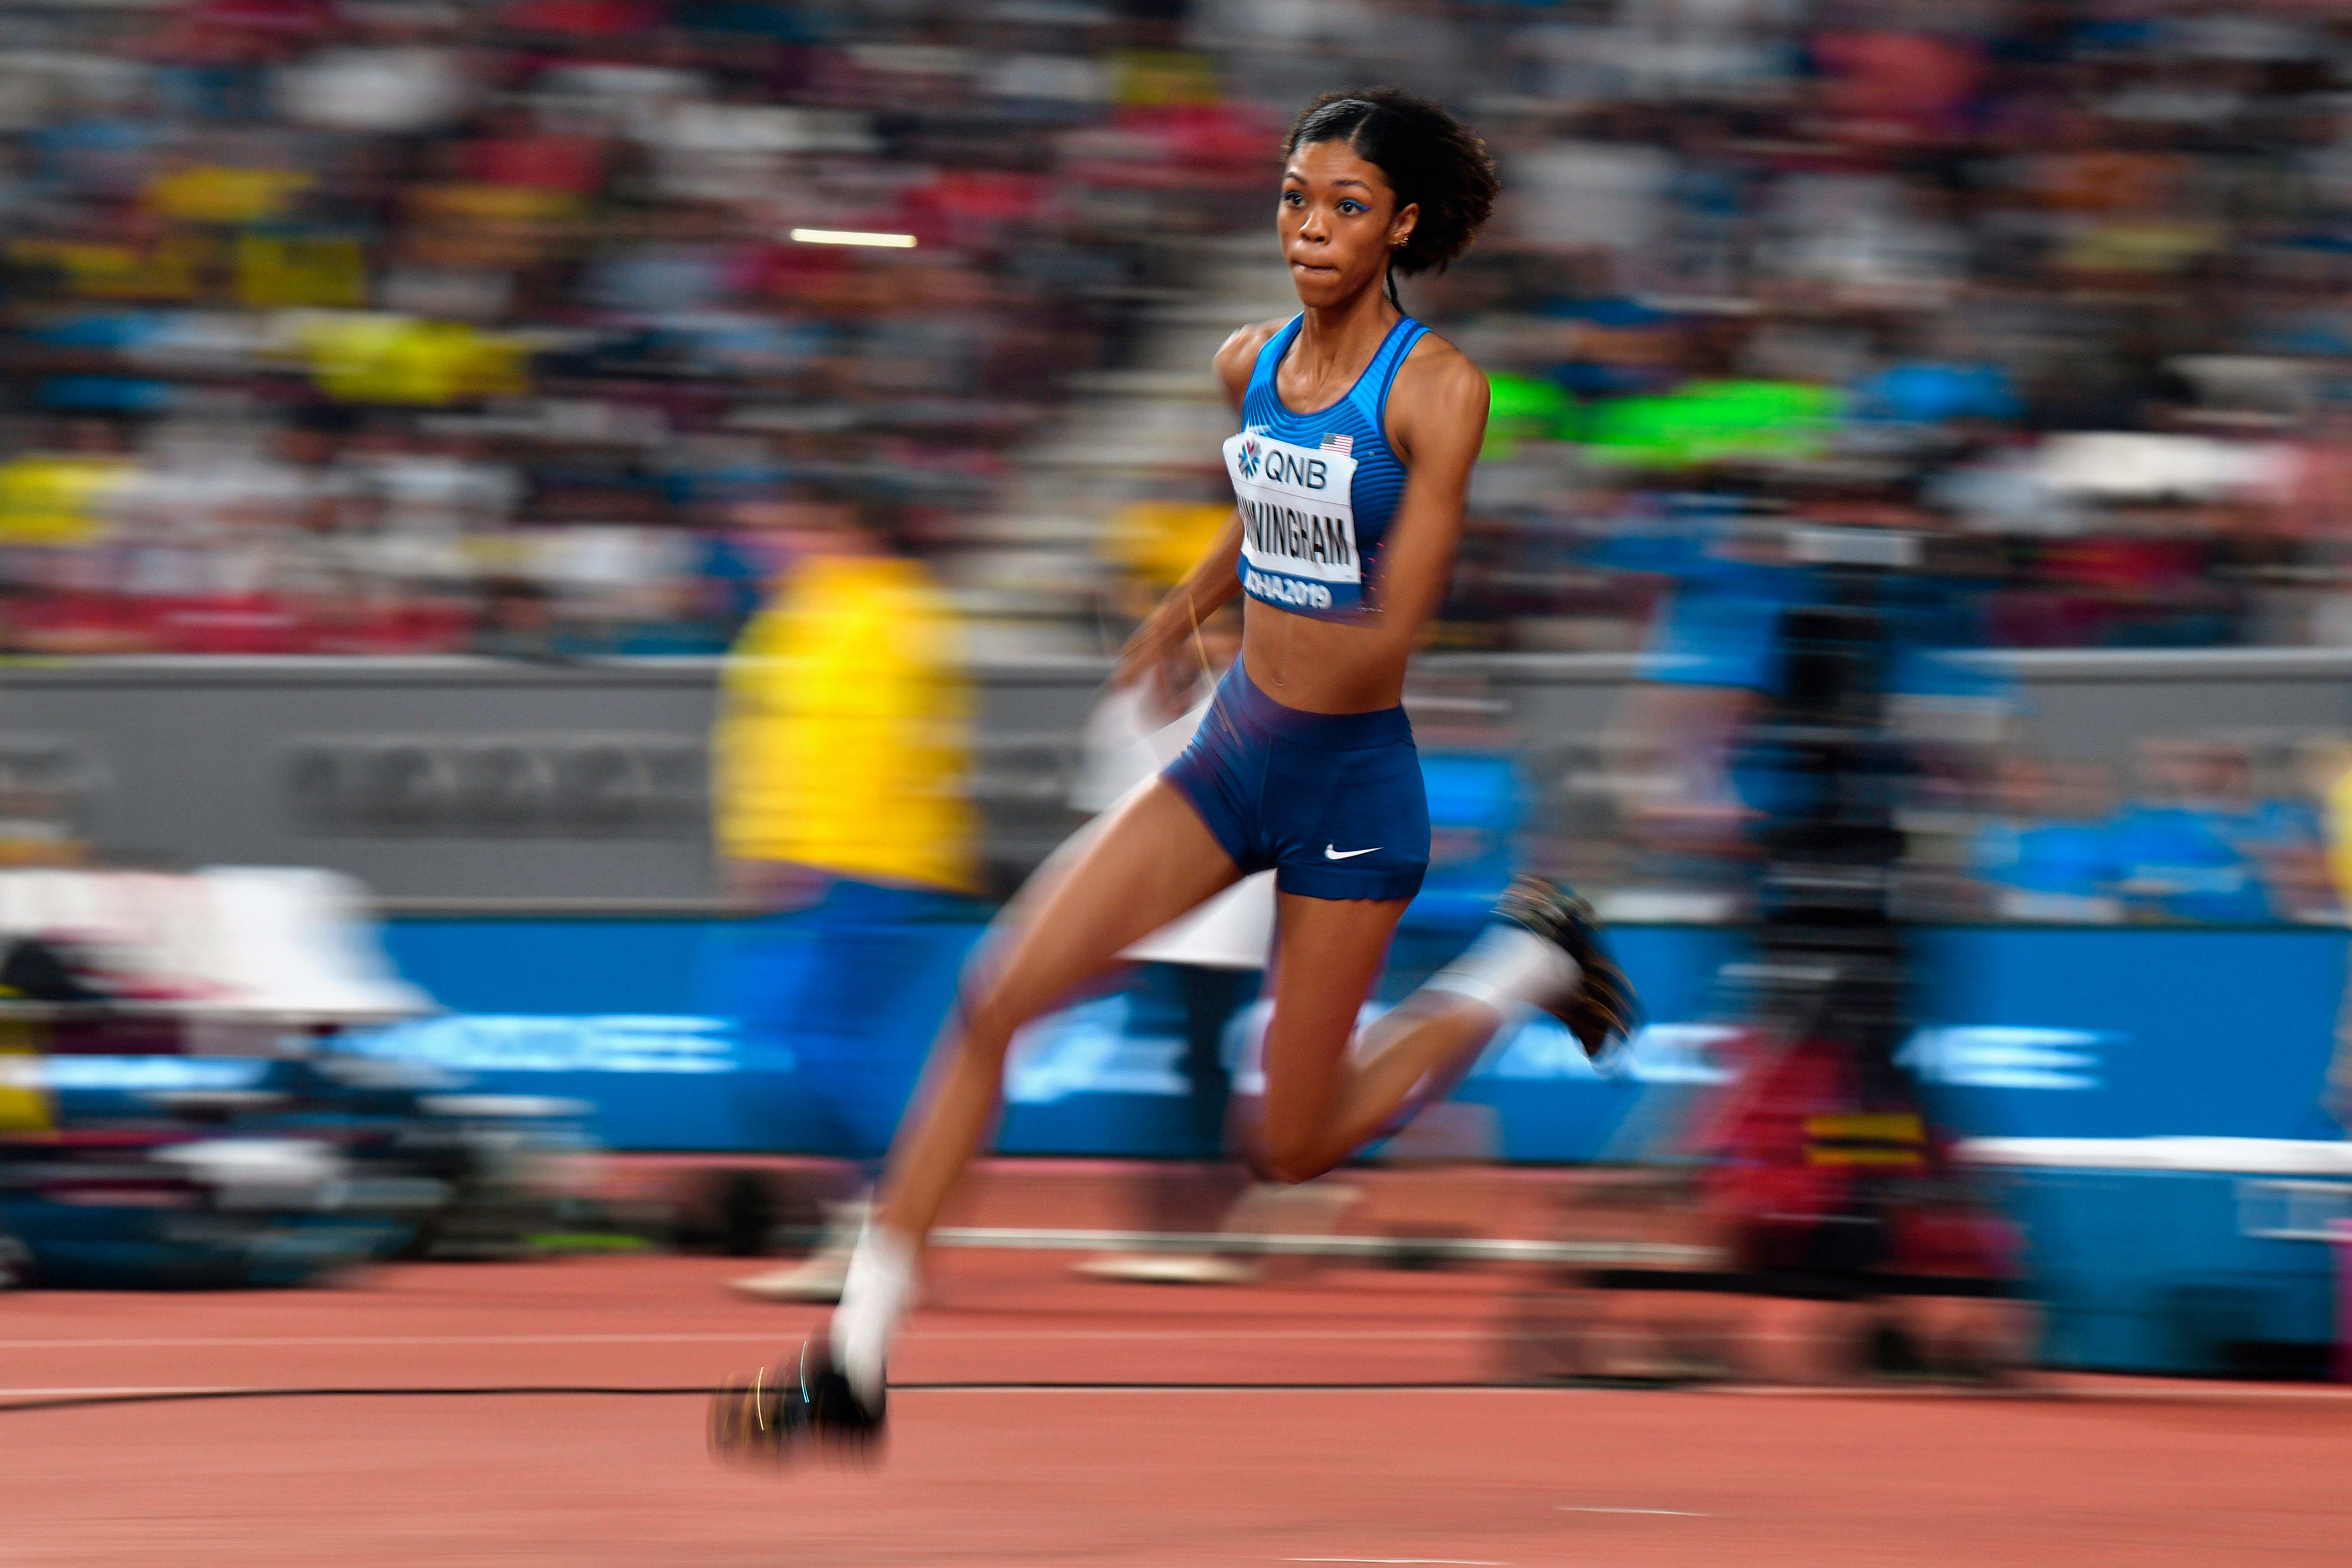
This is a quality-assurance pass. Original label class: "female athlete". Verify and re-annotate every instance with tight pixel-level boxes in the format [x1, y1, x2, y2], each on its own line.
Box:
[711, 86, 1639, 1453]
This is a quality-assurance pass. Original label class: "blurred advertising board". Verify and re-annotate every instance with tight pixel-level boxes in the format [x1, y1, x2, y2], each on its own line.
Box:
[358, 919, 2347, 1159]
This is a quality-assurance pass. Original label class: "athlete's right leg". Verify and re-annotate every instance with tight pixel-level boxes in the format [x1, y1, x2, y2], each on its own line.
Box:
[827, 779, 1244, 1403]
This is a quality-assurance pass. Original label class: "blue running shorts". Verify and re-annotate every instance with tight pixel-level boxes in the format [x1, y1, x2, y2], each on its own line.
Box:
[1162, 659, 1429, 902]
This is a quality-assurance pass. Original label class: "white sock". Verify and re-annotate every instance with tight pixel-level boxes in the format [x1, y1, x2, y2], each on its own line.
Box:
[1420, 925, 1581, 1021]
[828, 1223, 916, 1411]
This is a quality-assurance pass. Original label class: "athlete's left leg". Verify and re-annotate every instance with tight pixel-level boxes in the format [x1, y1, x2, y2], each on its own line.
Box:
[1257, 881, 1627, 1182]
[1254, 893, 1529, 1181]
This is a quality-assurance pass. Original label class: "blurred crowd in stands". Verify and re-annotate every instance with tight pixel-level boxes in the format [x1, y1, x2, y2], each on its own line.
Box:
[2, 0, 2352, 660]
[1432, 0, 2352, 658]
[1964, 734, 2350, 924]
[0, 0, 1262, 655]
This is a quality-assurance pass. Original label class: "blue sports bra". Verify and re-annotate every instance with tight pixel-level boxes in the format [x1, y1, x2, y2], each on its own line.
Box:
[1222, 313, 1427, 619]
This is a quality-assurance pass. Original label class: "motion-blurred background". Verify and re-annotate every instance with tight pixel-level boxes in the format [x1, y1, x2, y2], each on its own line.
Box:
[3, 0, 2352, 1388]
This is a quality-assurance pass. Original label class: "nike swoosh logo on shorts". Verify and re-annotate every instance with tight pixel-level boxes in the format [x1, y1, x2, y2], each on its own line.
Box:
[1324, 845, 1379, 860]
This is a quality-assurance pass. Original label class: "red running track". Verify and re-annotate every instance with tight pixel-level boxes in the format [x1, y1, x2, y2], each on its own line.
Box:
[2, 1252, 2350, 1567]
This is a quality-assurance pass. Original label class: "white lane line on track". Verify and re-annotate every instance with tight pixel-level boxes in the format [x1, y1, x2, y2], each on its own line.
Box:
[1562, 1506, 1708, 1516]
[0, 1329, 1479, 1351]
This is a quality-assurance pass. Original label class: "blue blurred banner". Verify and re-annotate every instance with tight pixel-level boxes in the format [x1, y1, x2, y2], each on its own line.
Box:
[359, 920, 2351, 1158]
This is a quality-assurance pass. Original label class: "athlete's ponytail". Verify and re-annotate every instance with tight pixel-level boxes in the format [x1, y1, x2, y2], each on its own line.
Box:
[1282, 88, 1498, 295]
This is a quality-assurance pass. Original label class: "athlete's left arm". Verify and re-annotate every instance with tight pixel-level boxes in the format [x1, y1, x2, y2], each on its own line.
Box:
[1357, 337, 1489, 658]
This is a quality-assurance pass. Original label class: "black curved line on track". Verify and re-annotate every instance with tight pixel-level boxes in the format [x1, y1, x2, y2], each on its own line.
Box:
[0, 1382, 1530, 1414]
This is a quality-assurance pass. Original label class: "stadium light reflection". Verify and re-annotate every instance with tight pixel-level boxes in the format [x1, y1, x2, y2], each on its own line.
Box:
[787, 228, 918, 248]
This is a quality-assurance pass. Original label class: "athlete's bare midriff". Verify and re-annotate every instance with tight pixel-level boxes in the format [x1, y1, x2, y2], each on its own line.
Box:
[1238, 601, 1410, 714]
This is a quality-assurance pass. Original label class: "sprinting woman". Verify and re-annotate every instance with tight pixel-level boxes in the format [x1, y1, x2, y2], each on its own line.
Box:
[712, 85, 1638, 1455]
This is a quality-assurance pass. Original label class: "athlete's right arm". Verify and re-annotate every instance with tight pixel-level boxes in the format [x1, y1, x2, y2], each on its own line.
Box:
[1110, 321, 1285, 703]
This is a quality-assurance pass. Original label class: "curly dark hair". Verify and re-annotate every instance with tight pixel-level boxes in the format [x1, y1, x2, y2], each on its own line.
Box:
[1281, 88, 1498, 282]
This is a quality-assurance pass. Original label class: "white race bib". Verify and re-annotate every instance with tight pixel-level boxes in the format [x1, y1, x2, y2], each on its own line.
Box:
[1224, 430, 1360, 614]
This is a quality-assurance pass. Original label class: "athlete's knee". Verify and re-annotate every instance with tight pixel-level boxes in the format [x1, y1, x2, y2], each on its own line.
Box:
[949, 978, 1039, 1062]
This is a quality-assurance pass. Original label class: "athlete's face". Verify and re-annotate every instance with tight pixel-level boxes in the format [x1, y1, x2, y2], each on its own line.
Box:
[1279, 140, 1418, 310]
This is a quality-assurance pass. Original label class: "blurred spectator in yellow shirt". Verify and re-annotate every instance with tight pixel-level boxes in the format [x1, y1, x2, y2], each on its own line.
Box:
[715, 497, 977, 900]
[706, 494, 981, 1300]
